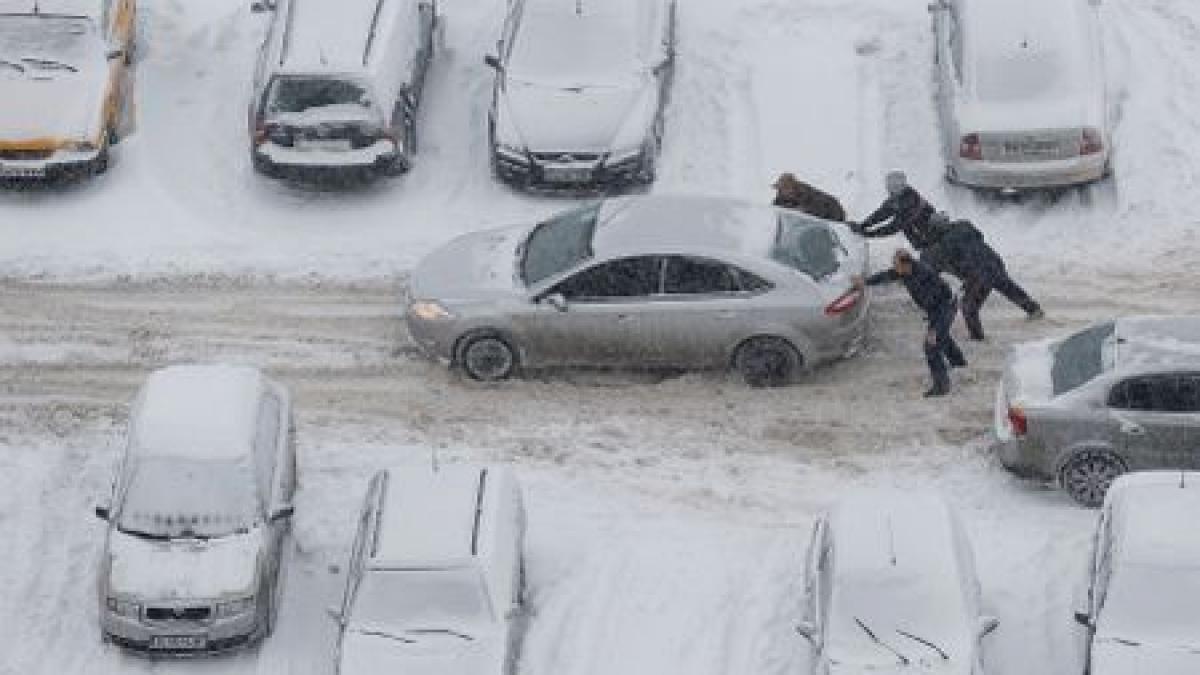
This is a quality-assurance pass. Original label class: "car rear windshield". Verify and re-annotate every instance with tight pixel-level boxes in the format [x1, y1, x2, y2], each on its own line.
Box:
[118, 457, 261, 539]
[520, 203, 601, 285]
[1052, 321, 1115, 395]
[771, 213, 843, 281]
[0, 16, 97, 68]
[266, 77, 372, 115]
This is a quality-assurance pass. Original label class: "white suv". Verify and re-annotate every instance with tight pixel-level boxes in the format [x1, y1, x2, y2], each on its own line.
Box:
[331, 464, 526, 675]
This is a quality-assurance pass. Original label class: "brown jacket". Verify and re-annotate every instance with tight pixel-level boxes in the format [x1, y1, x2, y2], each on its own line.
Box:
[773, 182, 847, 223]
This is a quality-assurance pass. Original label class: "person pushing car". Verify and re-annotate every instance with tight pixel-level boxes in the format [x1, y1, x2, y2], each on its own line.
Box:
[854, 249, 966, 398]
[772, 172, 847, 222]
[854, 170, 944, 251]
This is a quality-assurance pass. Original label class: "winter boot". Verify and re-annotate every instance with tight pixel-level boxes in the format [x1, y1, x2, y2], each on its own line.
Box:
[924, 377, 951, 398]
[1025, 303, 1045, 320]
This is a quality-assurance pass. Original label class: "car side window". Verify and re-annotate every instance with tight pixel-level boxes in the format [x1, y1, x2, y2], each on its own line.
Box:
[1110, 375, 1200, 413]
[553, 256, 663, 301]
[663, 257, 742, 295]
[1161, 375, 1200, 412]
[254, 394, 282, 502]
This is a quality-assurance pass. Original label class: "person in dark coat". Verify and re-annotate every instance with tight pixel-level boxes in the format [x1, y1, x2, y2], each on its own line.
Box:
[854, 249, 966, 397]
[772, 173, 847, 222]
[854, 170, 944, 251]
[921, 213, 1044, 341]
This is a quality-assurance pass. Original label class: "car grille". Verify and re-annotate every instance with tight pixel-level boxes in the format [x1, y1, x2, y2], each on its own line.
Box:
[0, 149, 53, 161]
[531, 151, 602, 164]
[145, 605, 212, 622]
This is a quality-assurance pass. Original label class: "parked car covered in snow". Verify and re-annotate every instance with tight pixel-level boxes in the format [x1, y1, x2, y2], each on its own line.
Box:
[0, 0, 137, 180]
[485, 0, 676, 189]
[930, 0, 1110, 192]
[248, 0, 437, 178]
[797, 492, 998, 675]
[1073, 472, 1200, 674]
[995, 316, 1200, 507]
[95, 365, 297, 655]
[405, 195, 868, 387]
[331, 464, 526, 675]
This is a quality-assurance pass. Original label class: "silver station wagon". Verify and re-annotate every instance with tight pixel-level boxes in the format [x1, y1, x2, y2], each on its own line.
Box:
[995, 316, 1200, 506]
[406, 195, 868, 387]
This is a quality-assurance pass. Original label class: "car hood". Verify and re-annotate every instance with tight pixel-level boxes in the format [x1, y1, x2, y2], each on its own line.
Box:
[0, 67, 106, 142]
[1092, 639, 1200, 675]
[409, 225, 528, 304]
[106, 528, 263, 600]
[955, 94, 1103, 135]
[500, 78, 648, 153]
[338, 630, 502, 675]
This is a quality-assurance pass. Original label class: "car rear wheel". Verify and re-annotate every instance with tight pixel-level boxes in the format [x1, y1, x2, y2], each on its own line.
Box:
[734, 337, 800, 388]
[458, 332, 518, 382]
[1061, 450, 1126, 508]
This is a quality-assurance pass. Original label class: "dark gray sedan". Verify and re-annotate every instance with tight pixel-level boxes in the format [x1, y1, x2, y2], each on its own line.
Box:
[405, 195, 868, 386]
[996, 316, 1200, 506]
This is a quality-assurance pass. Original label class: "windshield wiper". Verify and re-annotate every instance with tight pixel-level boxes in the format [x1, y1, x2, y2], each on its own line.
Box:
[21, 57, 77, 72]
[896, 628, 949, 660]
[854, 617, 909, 666]
[0, 59, 24, 73]
[406, 628, 475, 642]
[117, 526, 171, 542]
[352, 628, 416, 644]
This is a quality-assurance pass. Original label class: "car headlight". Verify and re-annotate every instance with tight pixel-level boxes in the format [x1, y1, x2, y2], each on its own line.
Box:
[215, 597, 256, 618]
[63, 140, 98, 153]
[606, 147, 644, 166]
[409, 300, 454, 321]
[106, 597, 141, 618]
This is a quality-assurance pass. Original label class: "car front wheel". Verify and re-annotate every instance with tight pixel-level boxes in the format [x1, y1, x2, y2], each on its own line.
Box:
[1061, 450, 1126, 508]
[458, 332, 518, 382]
[734, 337, 800, 388]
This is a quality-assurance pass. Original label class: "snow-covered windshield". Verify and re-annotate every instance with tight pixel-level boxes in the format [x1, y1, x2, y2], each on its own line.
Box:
[267, 76, 372, 116]
[827, 573, 969, 666]
[508, 9, 640, 88]
[771, 214, 843, 281]
[520, 202, 601, 285]
[351, 568, 493, 635]
[0, 16, 98, 72]
[118, 457, 261, 539]
[1098, 564, 1200, 647]
[1052, 321, 1115, 395]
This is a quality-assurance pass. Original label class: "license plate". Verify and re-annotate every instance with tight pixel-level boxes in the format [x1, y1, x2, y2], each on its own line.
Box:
[1004, 139, 1058, 156]
[150, 635, 206, 650]
[298, 139, 352, 152]
[544, 167, 592, 183]
[0, 165, 46, 178]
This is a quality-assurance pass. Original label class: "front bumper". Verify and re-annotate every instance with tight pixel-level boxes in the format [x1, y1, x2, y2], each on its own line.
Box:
[0, 147, 103, 180]
[405, 309, 458, 364]
[492, 148, 646, 190]
[952, 153, 1107, 191]
[254, 139, 400, 171]
[101, 606, 264, 657]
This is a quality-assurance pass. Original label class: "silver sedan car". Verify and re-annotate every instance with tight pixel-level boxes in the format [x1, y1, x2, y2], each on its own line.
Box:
[405, 195, 868, 386]
[995, 316, 1200, 506]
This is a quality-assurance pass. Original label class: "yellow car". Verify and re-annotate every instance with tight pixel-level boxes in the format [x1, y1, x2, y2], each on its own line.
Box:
[0, 0, 137, 179]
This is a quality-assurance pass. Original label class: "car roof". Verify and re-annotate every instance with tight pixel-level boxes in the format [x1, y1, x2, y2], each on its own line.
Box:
[130, 365, 267, 462]
[515, 0, 661, 68]
[1112, 316, 1200, 373]
[962, 0, 1090, 61]
[277, 0, 415, 75]
[591, 195, 786, 262]
[0, 0, 100, 17]
[828, 492, 966, 580]
[1108, 473, 1200, 566]
[371, 465, 495, 569]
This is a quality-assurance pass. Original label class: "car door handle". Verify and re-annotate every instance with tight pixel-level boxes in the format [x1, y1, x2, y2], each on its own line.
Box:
[1119, 420, 1146, 436]
[615, 314, 634, 322]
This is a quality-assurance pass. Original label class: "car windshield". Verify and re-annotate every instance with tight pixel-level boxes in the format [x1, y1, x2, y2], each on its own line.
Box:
[0, 16, 98, 71]
[1052, 321, 1115, 395]
[520, 203, 601, 286]
[351, 568, 493, 636]
[267, 77, 372, 115]
[1098, 564, 1200, 648]
[771, 213, 844, 280]
[118, 457, 261, 539]
[507, 9, 640, 88]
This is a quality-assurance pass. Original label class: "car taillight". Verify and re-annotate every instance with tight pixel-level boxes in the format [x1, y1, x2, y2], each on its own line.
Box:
[1080, 127, 1104, 155]
[1008, 406, 1028, 436]
[253, 116, 267, 145]
[825, 289, 862, 317]
[959, 133, 983, 160]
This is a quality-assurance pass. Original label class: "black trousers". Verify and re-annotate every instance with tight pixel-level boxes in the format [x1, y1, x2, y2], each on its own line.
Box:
[925, 299, 965, 386]
[961, 269, 1040, 340]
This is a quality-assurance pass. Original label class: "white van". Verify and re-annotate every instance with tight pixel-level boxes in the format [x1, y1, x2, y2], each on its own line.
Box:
[248, 0, 437, 178]
[331, 465, 525, 675]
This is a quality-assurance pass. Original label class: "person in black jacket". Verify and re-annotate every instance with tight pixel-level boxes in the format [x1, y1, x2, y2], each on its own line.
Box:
[772, 173, 847, 222]
[854, 170, 945, 251]
[854, 249, 966, 397]
[921, 213, 1044, 341]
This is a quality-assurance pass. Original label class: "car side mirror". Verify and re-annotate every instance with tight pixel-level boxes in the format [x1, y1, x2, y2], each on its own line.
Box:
[326, 605, 345, 625]
[978, 615, 1000, 638]
[270, 505, 295, 522]
[504, 604, 522, 621]
[652, 58, 672, 76]
[795, 620, 817, 642]
[540, 293, 569, 312]
[106, 48, 125, 61]
[251, 0, 275, 12]
[927, 1, 948, 11]
[95, 505, 110, 521]
[484, 54, 502, 70]
[1074, 611, 1092, 628]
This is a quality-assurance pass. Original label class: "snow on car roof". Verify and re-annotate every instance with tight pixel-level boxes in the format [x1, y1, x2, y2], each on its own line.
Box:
[592, 195, 781, 261]
[1113, 316, 1200, 371]
[371, 465, 487, 568]
[828, 492, 964, 578]
[0, 0, 100, 16]
[130, 365, 265, 462]
[1108, 473, 1200, 566]
[509, 0, 660, 79]
[279, 0, 415, 75]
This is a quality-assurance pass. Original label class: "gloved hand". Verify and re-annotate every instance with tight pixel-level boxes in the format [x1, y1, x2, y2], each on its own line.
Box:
[848, 221, 865, 234]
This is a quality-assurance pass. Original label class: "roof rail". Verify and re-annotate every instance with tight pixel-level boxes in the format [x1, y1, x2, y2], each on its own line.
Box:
[470, 469, 488, 556]
[362, 0, 387, 67]
[279, 0, 298, 66]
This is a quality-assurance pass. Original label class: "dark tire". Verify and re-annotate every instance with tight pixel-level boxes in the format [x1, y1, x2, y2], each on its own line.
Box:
[734, 337, 800, 388]
[458, 332, 518, 382]
[91, 130, 114, 175]
[1060, 450, 1126, 508]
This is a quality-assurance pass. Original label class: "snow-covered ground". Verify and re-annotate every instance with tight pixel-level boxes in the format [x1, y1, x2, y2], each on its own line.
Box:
[2, 0, 1200, 674]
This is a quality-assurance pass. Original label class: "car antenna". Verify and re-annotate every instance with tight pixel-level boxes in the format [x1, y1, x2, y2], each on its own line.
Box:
[887, 517, 898, 566]
[430, 445, 440, 473]
[1182, 472, 1187, 489]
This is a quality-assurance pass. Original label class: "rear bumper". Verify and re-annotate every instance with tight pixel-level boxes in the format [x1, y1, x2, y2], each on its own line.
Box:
[952, 153, 1107, 191]
[254, 140, 400, 171]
